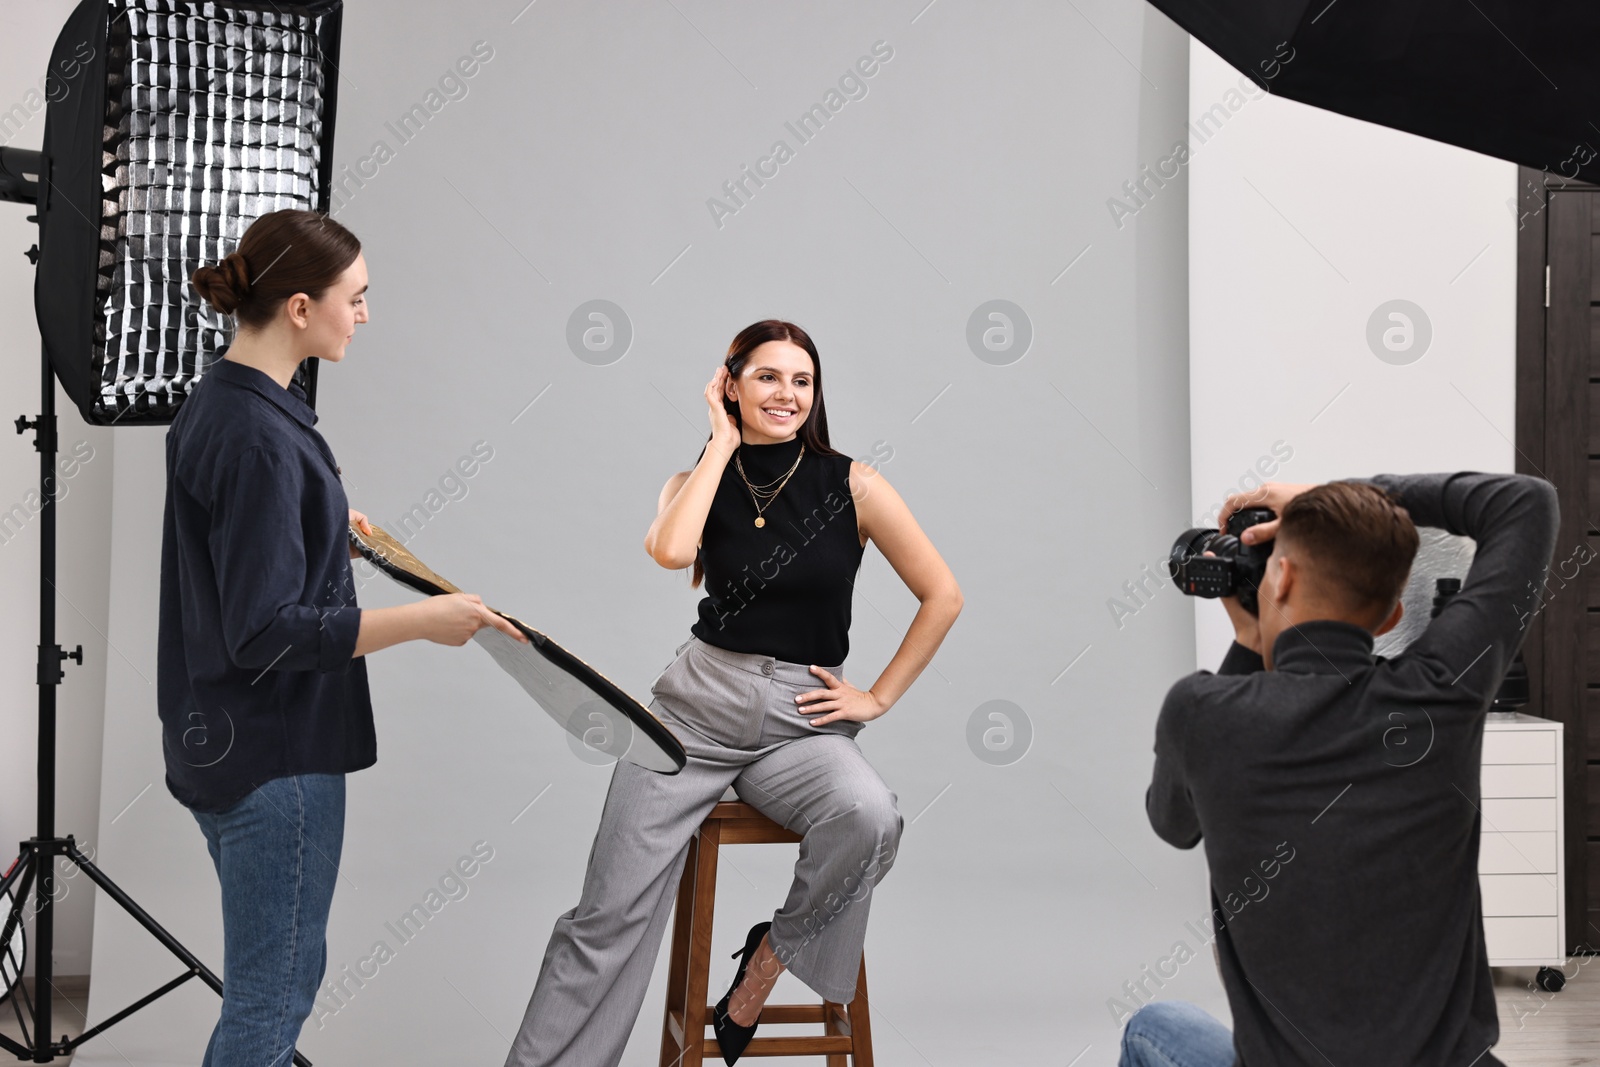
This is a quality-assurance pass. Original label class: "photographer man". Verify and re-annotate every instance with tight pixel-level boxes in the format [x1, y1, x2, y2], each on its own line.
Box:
[1123, 472, 1558, 1066]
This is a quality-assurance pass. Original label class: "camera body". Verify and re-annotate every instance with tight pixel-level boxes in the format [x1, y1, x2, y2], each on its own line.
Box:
[1168, 507, 1276, 615]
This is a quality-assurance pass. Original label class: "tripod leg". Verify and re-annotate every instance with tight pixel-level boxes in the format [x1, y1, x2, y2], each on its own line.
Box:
[62, 844, 313, 1067]
[1, 858, 36, 990]
[0, 1028, 27, 1059]
[2, 859, 37, 1047]
[0, 851, 30, 897]
[63, 844, 221, 996]
[69, 846, 220, 993]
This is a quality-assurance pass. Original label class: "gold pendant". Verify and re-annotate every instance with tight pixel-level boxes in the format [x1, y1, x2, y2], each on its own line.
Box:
[754, 516, 765, 528]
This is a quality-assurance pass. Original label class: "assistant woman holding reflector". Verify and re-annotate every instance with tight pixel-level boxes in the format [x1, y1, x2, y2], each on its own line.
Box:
[164, 209, 526, 1066]
[504, 319, 963, 1067]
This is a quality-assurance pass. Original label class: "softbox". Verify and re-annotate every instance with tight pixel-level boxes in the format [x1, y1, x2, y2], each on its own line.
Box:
[33, 0, 344, 427]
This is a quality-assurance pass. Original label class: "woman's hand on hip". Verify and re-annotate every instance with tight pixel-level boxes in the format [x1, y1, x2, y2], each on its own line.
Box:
[797, 666, 886, 726]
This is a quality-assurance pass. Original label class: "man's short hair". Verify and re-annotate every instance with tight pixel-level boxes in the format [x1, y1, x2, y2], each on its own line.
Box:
[1275, 481, 1419, 617]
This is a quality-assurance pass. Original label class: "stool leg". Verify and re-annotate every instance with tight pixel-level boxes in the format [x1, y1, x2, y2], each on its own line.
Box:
[848, 956, 874, 1067]
[660, 834, 699, 1067]
[823, 996, 846, 1067]
[686, 821, 723, 1067]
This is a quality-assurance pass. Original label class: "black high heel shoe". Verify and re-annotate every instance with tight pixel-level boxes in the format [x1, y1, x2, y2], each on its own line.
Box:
[712, 920, 772, 1066]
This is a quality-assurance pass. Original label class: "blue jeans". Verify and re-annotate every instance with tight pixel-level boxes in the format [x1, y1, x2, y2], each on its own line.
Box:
[1119, 1001, 1236, 1067]
[191, 774, 346, 1067]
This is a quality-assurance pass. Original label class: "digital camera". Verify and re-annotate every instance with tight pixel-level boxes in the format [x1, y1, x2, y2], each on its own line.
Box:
[1168, 507, 1276, 615]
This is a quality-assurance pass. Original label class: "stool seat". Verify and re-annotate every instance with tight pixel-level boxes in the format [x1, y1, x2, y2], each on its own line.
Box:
[658, 801, 875, 1066]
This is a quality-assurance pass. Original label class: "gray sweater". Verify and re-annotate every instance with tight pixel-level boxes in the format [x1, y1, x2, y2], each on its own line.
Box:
[1147, 472, 1560, 1066]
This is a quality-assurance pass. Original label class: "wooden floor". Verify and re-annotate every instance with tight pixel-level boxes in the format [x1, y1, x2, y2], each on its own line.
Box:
[1492, 962, 1600, 1066]
[0, 965, 1593, 1064]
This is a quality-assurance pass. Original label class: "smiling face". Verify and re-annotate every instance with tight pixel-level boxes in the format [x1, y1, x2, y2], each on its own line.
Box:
[293, 252, 368, 362]
[724, 339, 814, 444]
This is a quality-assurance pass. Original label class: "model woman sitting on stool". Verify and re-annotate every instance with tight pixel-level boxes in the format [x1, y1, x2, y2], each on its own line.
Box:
[502, 318, 962, 1067]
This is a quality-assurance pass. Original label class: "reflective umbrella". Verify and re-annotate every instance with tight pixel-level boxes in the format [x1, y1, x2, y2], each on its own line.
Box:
[1147, 0, 1600, 184]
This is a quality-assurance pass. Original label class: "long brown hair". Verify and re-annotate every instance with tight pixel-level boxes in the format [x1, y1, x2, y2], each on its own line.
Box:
[690, 319, 845, 589]
[191, 209, 361, 330]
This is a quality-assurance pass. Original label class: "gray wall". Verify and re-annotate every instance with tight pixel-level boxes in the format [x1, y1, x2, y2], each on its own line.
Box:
[15, 2, 1205, 1063]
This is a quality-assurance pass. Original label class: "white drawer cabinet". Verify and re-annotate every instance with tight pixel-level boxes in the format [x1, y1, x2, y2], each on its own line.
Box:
[1479, 713, 1565, 970]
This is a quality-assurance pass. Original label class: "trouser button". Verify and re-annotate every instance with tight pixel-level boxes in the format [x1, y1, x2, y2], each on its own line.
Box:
[761, 661, 773, 676]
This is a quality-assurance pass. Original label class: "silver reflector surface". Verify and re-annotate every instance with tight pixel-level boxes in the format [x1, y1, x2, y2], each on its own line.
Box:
[349, 522, 688, 775]
[96, 1, 330, 419]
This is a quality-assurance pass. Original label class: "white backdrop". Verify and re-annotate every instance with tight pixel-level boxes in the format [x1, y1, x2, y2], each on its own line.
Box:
[1186, 42, 1517, 665]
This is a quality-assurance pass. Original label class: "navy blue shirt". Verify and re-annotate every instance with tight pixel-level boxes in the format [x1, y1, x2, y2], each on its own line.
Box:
[158, 357, 374, 812]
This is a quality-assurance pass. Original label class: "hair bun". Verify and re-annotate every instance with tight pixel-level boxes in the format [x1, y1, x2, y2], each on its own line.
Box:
[219, 251, 251, 297]
[191, 251, 252, 315]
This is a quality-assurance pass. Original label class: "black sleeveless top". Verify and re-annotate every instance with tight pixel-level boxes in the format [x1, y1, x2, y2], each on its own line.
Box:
[691, 435, 865, 666]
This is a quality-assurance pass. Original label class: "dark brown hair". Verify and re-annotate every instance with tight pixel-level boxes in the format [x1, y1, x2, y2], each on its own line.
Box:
[190, 209, 361, 330]
[1275, 481, 1419, 619]
[690, 319, 846, 589]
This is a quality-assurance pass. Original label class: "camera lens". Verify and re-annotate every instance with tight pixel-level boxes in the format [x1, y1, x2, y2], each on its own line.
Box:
[1169, 509, 1275, 615]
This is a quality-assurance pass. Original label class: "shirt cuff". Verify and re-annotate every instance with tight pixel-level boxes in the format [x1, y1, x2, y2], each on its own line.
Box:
[1219, 640, 1265, 675]
[318, 606, 362, 671]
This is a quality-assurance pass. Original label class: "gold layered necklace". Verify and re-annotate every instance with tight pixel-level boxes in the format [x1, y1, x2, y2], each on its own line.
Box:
[735, 441, 805, 528]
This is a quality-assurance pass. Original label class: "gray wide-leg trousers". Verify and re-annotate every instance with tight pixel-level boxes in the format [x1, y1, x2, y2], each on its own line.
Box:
[503, 635, 904, 1067]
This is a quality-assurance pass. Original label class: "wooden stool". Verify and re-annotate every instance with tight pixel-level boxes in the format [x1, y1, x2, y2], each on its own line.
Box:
[659, 801, 875, 1066]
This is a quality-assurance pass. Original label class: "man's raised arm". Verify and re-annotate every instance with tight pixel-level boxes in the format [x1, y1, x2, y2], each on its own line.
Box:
[1358, 471, 1558, 707]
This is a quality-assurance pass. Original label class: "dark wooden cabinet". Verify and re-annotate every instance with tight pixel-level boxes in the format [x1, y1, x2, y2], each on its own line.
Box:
[1515, 167, 1600, 952]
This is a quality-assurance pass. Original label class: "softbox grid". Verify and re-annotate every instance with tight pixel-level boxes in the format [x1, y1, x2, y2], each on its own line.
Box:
[97, 0, 329, 420]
